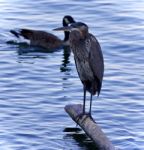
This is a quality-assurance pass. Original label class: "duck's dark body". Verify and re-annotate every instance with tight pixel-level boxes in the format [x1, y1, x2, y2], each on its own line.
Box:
[11, 29, 63, 49]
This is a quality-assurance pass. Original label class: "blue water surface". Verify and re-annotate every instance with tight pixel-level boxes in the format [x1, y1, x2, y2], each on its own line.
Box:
[0, 0, 144, 150]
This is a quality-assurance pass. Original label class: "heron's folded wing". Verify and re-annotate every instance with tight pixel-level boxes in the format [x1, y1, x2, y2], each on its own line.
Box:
[88, 34, 104, 86]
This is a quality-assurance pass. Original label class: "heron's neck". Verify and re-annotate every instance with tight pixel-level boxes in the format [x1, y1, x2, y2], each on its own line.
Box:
[81, 29, 88, 39]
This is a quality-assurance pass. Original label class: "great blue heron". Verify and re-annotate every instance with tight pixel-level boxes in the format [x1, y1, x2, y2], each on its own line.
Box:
[10, 16, 75, 50]
[54, 22, 104, 116]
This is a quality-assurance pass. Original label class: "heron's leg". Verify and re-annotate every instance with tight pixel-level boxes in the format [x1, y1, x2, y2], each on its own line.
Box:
[75, 86, 86, 122]
[89, 93, 93, 116]
[79, 93, 94, 122]
[83, 86, 86, 114]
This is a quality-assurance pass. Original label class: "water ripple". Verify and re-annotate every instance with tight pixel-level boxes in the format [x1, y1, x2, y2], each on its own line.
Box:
[0, 0, 144, 150]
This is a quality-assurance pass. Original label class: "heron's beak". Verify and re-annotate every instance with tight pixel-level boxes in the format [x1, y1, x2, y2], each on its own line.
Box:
[53, 26, 72, 31]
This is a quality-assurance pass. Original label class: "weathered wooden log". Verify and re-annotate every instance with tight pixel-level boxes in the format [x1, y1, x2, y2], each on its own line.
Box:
[65, 104, 116, 150]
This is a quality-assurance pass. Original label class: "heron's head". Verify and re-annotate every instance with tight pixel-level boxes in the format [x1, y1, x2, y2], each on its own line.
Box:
[54, 22, 89, 38]
[63, 15, 75, 27]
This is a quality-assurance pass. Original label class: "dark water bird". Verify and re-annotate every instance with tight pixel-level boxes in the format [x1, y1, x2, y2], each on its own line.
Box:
[54, 22, 104, 116]
[10, 16, 75, 50]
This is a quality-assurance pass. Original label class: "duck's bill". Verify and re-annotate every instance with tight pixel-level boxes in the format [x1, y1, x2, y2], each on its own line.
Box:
[53, 26, 72, 31]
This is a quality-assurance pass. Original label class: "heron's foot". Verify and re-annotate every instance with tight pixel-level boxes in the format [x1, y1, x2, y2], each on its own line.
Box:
[75, 112, 93, 122]
[84, 113, 95, 122]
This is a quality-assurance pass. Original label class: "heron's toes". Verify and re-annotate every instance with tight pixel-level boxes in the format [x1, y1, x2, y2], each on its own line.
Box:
[84, 113, 95, 122]
[75, 112, 95, 123]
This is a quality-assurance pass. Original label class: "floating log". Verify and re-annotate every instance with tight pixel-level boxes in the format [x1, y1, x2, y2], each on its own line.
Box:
[65, 104, 116, 150]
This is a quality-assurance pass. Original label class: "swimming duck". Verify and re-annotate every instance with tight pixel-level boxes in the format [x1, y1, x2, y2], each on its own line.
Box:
[10, 15, 75, 50]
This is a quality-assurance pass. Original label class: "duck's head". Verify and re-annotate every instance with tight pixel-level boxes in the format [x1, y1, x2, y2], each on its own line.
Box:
[63, 15, 75, 27]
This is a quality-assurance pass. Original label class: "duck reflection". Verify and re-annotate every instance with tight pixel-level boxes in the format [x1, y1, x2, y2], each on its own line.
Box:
[7, 40, 61, 54]
[9, 40, 71, 72]
[60, 46, 71, 72]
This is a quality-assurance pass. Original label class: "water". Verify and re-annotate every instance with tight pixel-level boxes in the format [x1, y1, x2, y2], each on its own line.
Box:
[0, 0, 144, 149]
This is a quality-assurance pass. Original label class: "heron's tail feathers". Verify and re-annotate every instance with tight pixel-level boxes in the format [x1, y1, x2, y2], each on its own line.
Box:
[93, 76, 101, 97]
